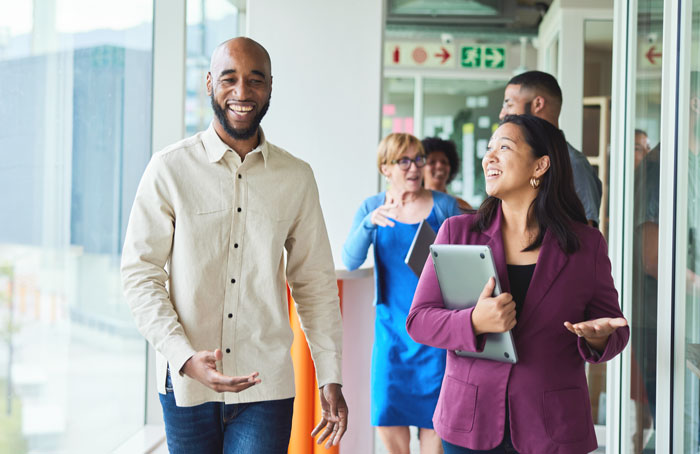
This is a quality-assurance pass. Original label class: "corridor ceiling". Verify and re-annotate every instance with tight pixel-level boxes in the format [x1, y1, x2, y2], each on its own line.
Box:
[386, 0, 554, 36]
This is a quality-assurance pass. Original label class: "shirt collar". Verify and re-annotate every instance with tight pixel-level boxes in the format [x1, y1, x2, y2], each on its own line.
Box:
[202, 122, 270, 166]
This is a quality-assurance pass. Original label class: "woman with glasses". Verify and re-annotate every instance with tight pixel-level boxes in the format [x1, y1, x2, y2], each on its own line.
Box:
[343, 133, 461, 454]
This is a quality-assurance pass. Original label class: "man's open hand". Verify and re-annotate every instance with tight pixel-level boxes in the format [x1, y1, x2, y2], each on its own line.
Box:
[311, 383, 348, 448]
[181, 348, 261, 393]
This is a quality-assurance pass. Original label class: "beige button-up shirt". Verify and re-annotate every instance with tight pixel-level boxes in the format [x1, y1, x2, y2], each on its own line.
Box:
[121, 124, 342, 407]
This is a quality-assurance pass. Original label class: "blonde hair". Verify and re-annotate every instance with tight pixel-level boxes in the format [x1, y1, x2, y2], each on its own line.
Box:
[376, 133, 424, 172]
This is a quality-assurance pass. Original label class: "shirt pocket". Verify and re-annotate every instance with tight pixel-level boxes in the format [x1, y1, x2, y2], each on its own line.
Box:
[246, 186, 294, 249]
[180, 179, 232, 253]
[194, 178, 232, 215]
[247, 206, 292, 253]
[543, 387, 590, 443]
[439, 375, 478, 433]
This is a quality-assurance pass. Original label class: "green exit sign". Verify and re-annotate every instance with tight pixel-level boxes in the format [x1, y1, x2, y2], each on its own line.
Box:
[461, 46, 506, 69]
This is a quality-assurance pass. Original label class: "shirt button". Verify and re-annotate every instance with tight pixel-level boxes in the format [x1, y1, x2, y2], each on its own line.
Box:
[237, 207, 242, 212]
[238, 174, 242, 179]
[230, 278, 236, 284]
[228, 313, 233, 318]
[234, 243, 239, 248]
[226, 348, 231, 354]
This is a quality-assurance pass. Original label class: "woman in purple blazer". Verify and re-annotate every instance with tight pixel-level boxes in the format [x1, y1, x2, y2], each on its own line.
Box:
[406, 114, 629, 454]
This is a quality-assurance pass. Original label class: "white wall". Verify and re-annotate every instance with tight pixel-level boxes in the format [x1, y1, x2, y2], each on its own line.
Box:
[246, 0, 384, 269]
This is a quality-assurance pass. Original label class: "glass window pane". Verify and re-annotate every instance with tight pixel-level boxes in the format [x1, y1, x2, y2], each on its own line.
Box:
[185, 0, 240, 137]
[0, 1, 153, 452]
[382, 77, 415, 138]
[422, 78, 505, 208]
[680, 2, 700, 452]
[627, 1, 664, 452]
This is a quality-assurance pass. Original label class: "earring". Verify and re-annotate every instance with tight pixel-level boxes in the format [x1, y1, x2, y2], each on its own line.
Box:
[530, 177, 540, 189]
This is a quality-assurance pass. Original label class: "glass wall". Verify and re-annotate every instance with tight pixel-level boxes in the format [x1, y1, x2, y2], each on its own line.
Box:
[615, 1, 700, 452]
[381, 75, 506, 207]
[422, 78, 505, 207]
[623, 1, 663, 452]
[677, 1, 700, 451]
[185, 0, 240, 137]
[0, 1, 153, 452]
[382, 77, 415, 138]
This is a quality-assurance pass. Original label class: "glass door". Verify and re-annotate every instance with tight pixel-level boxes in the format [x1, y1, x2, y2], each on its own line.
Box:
[620, 1, 664, 452]
[674, 1, 700, 451]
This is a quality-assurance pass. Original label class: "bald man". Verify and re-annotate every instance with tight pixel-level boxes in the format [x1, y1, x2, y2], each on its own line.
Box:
[500, 71, 603, 227]
[121, 38, 347, 453]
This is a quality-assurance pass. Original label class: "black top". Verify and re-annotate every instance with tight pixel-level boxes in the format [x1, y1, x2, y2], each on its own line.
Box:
[507, 263, 536, 319]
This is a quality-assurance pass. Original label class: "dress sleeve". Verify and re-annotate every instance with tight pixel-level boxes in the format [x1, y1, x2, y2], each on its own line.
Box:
[406, 217, 485, 352]
[577, 232, 630, 363]
[445, 194, 462, 218]
[342, 198, 377, 271]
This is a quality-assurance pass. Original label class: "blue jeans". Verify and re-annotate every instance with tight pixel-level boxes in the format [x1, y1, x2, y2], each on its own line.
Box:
[159, 371, 294, 454]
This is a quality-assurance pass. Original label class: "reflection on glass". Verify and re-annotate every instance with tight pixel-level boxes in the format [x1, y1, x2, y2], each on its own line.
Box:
[0, 1, 152, 452]
[681, 3, 700, 451]
[185, 0, 240, 137]
[629, 1, 663, 452]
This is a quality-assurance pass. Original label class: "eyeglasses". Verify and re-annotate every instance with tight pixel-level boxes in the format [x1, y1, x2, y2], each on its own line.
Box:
[390, 155, 427, 170]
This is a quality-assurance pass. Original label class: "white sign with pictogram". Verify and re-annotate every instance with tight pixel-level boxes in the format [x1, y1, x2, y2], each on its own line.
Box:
[385, 42, 456, 68]
[639, 43, 662, 69]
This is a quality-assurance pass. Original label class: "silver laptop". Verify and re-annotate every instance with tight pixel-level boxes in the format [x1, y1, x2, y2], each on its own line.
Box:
[404, 219, 437, 277]
[430, 244, 518, 364]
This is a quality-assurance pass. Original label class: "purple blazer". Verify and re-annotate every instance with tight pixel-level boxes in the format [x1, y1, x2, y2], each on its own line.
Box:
[406, 209, 629, 454]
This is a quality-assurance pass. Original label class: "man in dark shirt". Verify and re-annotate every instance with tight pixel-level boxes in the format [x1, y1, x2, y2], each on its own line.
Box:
[499, 71, 603, 227]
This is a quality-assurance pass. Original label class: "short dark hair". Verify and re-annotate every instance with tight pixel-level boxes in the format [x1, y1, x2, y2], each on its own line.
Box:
[507, 71, 563, 107]
[421, 137, 460, 183]
[472, 114, 587, 254]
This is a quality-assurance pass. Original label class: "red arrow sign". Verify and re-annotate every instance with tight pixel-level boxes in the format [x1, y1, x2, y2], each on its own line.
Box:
[646, 46, 662, 65]
[435, 47, 451, 64]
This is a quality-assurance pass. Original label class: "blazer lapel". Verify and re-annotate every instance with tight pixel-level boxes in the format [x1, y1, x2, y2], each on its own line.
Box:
[517, 228, 569, 328]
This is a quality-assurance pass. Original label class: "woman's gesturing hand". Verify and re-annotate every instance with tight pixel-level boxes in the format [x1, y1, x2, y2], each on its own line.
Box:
[370, 201, 399, 227]
[470, 277, 517, 335]
[564, 317, 628, 353]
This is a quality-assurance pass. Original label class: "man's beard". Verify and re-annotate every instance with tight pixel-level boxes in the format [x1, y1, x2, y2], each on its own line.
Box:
[524, 101, 533, 115]
[211, 93, 271, 140]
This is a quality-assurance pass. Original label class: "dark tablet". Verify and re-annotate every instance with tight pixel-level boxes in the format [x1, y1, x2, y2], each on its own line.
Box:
[404, 219, 437, 277]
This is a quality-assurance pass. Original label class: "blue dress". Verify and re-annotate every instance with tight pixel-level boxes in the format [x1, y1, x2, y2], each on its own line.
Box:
[342, 191, 460, 428]
[371, 208, 446, 427]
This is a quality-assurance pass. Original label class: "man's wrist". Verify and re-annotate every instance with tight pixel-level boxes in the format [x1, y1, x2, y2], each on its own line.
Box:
[180, 354, 195, 377]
